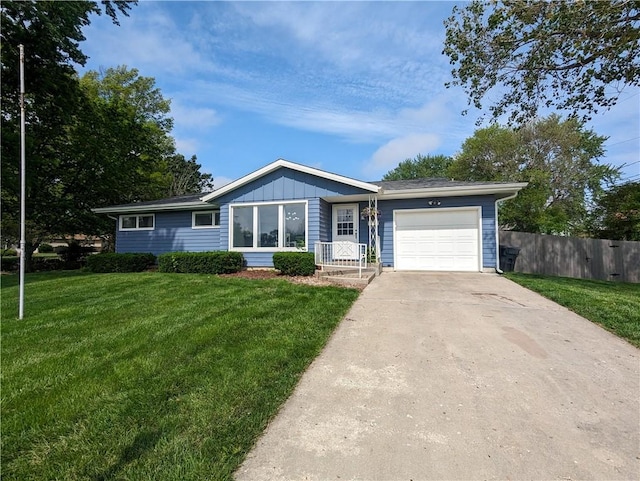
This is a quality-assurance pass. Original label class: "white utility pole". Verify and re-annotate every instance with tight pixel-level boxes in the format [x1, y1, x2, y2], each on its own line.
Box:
[19, 44, 26, 319]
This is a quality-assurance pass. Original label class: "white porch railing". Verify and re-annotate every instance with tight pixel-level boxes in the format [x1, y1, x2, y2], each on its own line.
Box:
[315, 241, 368, 278]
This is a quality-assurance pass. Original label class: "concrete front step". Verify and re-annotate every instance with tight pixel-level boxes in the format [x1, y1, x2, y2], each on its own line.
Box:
[315, 265, 381, 287]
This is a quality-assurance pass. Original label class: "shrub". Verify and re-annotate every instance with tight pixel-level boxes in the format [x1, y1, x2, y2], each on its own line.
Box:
[272, 252, 316, 276]
[58, 242, 95, 263]
[38, 243, 54, 253]
[158, 251, 244, 274]
[33, 258, 66, 271]
[86, 253, 156, 273]
[1, 256, 18, 272]
[1, 248, 17, 257]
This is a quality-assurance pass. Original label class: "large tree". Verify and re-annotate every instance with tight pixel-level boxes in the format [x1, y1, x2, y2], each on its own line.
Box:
[443, 0, 640, 124]
[1, 1, 135, 265]
[589, 181, 640, 241]
[449, 115, 619, 234]
[383, 154, 453, 180]
[164, 154, 214, 197]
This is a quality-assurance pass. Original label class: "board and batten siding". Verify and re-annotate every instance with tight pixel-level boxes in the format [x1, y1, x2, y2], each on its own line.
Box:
[376, 196, 497, 269]
[116, 211, 220, 257]
[215, 167, 371, 204]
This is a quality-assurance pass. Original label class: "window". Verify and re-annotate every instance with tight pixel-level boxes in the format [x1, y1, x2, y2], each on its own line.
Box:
[230, 202, 307, 250]
[119, 214, 155, 231]
[192, 211, 220, 229]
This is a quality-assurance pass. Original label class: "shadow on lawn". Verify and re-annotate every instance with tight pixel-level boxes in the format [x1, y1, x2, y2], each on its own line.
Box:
[93, 428, 163, 481]
[0, 270, 91, 289]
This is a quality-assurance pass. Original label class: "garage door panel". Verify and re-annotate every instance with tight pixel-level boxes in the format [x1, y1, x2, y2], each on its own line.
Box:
[394, 209, 480, 272]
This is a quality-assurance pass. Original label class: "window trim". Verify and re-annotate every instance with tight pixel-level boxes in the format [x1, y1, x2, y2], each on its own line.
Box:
[192, 210, 220, 229]
[228, 200, 308, 252]
[119, 213, 155, 231]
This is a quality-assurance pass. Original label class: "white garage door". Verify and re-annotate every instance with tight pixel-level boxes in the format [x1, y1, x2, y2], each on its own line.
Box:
[394, 208, 481, 271]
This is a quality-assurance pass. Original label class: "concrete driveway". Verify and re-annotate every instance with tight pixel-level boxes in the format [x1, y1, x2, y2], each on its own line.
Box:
[236, 272, 639, 480]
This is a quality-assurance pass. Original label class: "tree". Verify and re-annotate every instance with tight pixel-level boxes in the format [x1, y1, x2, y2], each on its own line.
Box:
[164, 154, 214, 197]
[443, 1, 640, 124]
[383, 154, 453, 180]
[1, 1, 135, 267]
[449, 115, 619, 234]
[589, 182, 640, 241]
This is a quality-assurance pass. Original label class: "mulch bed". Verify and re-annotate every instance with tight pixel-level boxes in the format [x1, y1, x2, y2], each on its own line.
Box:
[219, 269, 352, 288]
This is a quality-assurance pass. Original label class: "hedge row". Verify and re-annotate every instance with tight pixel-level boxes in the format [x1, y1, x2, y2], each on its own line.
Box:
[0, 257, 79, 272]
[158, 251, 244, 274]
[272, 252, 316, 276]
[86, 253, 156, 273]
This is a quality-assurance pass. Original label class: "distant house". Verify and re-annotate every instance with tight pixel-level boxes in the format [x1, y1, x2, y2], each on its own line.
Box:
[93, 159, 526, 272]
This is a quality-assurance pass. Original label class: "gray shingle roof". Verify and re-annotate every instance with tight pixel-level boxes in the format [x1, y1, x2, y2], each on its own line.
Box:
[371, 178, 515, 190]
[103, 193, 212, 209]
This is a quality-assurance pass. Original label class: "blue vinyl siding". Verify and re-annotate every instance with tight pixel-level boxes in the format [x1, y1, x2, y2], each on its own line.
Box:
[214, 168, 371, 204]
[116, 211, 220, 257]
[375, 196, 497, 269]
[319, 198, 331, 242]
[212, 168, 372, 267]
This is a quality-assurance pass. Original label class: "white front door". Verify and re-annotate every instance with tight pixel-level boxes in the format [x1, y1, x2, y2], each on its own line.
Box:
[332, 204, 359, 260]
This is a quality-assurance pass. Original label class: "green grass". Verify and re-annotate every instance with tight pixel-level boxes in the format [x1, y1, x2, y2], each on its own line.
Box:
[1, 271, 360, 480]
[505, 273, 640, 347]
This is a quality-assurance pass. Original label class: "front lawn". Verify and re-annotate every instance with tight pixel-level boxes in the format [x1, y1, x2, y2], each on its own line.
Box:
[505, 273, 640, 348]
[1, 271, 360, 480]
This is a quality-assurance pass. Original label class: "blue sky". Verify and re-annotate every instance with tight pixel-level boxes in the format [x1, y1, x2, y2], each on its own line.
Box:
[80, 1, 640, 189]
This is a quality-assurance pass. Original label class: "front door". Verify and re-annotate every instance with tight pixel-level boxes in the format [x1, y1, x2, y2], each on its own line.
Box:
[332, 204, 359, 259]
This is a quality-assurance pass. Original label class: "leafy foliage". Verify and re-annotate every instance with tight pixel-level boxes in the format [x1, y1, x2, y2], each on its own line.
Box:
[164, 154, 214, 197]
[37, 243, 54, 253]
[443, 0, 640, 123]
[589, 181, 640, 241]
[1, 2, 135, 267]
[383, 154, 453, 180]
[86, 253, 157, 273]
[158, 251, 244, 274]
[449, 115, 618, 234]
[273, 252, 316, 276]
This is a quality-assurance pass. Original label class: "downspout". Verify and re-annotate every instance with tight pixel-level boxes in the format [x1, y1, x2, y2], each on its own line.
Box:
[494, 193, 518, 274]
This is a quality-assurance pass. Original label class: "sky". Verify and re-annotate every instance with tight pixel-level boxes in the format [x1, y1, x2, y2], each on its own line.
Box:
[80, 1, 640, 189]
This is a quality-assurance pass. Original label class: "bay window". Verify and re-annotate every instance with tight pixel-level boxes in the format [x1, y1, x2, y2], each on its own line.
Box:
[231, 202, 307, 250]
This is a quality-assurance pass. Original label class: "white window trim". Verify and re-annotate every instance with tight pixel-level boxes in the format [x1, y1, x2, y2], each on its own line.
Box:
[119, 213, 155, 231]
[192, 210, 220, 229]
[228, 200, 308, 252]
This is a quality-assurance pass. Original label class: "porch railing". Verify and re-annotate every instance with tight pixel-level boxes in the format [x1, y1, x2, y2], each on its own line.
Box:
[314, 241, 368, 278]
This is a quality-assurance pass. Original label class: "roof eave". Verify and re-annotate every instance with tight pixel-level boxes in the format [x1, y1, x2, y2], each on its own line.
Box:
[378, 183, 528, 200]
[93, 201, 216, 214]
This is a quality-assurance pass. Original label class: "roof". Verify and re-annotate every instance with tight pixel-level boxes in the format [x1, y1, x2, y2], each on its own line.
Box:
[93, 161, 527, 213]
[363, 178, 527, 201]
[93, 192, 214, 214]
[371, 178, 513, 190]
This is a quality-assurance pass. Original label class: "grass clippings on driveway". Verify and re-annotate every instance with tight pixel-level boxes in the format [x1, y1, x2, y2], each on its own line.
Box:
[1, 271, 360, 480]
[505, 272, 640, 348]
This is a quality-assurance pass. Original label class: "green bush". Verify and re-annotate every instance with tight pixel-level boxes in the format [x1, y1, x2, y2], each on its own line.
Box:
[1, 248, 17, 257]
[38, 243, 54, 253]
[58, 242, 95, 264]
[158, 251, 244, 274]
[86, 253, 156, 273]
[33, 258, 66, 271]
[1, 256, 18, 272]
[272, 252, 316, 276]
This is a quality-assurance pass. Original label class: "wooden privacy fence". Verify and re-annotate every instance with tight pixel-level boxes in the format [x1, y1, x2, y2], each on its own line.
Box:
[499, 231, 640, 283]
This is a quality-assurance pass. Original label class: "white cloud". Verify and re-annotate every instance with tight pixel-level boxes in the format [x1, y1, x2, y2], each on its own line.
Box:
[368, 133, 442, 172]
[170, 100, 221, 131]
[175, 137, 200, 155]
[212, 176, 234, 189]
